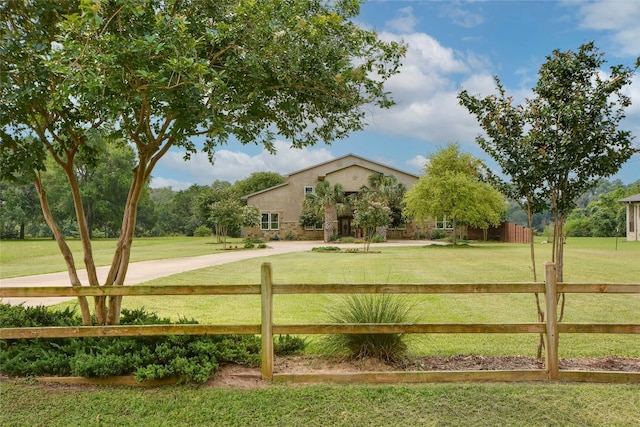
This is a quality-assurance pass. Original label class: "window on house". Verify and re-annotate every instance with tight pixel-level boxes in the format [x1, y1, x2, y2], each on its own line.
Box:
[261, 212, 280, 230]
[434, 216, 453, 230]
[304, 186, 314, 196]
[304, 218, 323, 231]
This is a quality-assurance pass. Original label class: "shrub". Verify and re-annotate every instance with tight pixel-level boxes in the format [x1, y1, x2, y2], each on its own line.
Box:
[273, 335, 307, 356]
[338, 236, 355, 243]
[0, 304, 262, 383]
[430, 229, 446, 240]
[322, 295, 416, 362]
[193, 225, 212, 237]
[369, 233, 384, 243]
[244, 241, 255, 249]
[312, 246, 341, 252]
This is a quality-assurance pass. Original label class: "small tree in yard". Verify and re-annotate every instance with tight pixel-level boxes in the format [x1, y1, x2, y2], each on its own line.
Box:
[459, 42, 639, 283]
[403, 144, 505, 246]
[208, 199, 259, 249]
[352, 194, 392, 252]
[0, 0, 404, 324]
[459, 42, 638, 350]
[362, 173, 407, 240]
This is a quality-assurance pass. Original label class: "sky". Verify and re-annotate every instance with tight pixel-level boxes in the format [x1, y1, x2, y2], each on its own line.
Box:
[150, 0, 640, 191]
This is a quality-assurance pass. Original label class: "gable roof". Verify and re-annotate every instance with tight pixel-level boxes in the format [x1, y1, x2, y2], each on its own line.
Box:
[283, 153, 419, 180]
[619, 194, 640, 203]
[242, 153, 419, 199]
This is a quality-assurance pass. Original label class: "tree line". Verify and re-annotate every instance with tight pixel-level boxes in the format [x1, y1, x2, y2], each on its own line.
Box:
[0, 155, 285, 240]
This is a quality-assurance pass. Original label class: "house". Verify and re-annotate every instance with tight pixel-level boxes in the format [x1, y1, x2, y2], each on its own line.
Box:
[242, 154, 421, 240]
[619, 194, 640, 241]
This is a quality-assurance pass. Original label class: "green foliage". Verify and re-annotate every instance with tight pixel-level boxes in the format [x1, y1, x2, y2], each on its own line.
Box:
[209, 199, 260, 248]
[1, 0, 404, 324]
[193, 225, 212, 237]
[404, 144, 505, 245]
[233, 172, 286, 198]
[430, 229, 446, 239]
[273, 334, 307, 356]
[362, 172, 408, 229]
[352, 194, 392, 251]
[460, 42, 639, 281]
[323, 295, 416, 362]
[0, 305, 261, 383]
[338, 236, 356, 243]
[312, 246, 342, 252]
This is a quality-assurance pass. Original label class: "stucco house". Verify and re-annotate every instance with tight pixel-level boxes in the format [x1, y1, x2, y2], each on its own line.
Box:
[619, 194, 640, 241]
[242, 154, 421, 240]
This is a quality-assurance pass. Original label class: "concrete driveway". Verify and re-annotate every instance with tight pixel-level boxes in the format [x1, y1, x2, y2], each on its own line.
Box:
[1, 240, 431, 307]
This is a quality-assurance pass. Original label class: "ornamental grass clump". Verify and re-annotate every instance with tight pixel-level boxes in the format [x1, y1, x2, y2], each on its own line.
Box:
[323, 294, 416, 362]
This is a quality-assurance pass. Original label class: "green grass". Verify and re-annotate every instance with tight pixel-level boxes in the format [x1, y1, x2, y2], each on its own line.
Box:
[3, 237, 639, 425]
[1, 381, 639, 426]
[0, 236, 246, 279]
[44, 238, 639, 359]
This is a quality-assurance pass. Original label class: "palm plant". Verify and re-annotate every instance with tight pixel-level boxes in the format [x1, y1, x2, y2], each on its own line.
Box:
[306, 181, 345, 242]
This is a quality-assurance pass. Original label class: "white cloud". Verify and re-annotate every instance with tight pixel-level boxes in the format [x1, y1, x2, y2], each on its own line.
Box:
[407, 155, 428, 171]
[439, 1, 484, 29]
[574, 0, 640, 57]
[366, 30, 498, 145]
[385, 6, 419, 34]
[149, 176, 193, 191]
[152, 141, 335, 188]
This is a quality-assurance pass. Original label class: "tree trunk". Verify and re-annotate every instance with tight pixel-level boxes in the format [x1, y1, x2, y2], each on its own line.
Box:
[323, 206, 335, 242]
[451, 218, 457, 245]
[33, 177, 92, 325]
[526, 200, 545, 359]
[19, 223, 25, 240]
[103, 164, 147, 325]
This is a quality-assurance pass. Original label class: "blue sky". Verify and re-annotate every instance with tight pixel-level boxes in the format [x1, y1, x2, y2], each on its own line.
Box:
[151, 0, 640, 190]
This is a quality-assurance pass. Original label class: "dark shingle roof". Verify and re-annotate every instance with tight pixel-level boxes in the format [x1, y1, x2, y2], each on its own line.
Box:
[618, 194, 640, 203]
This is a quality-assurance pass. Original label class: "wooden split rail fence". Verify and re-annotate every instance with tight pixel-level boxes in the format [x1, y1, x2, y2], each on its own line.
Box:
[1, 262, 639, 384]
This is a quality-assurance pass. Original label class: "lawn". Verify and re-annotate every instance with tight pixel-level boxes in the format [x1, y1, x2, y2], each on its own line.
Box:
[2, 237, 639, 426]
[0, 236, 246, 279]
[42, 237, 640, 359]
[1, 381, 639, 426]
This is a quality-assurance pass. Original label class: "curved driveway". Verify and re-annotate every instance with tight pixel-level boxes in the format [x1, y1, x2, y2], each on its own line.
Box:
[1, 240, 431, 307]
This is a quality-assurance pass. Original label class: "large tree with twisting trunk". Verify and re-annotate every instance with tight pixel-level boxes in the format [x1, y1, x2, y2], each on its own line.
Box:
[0, 0, 405, 325]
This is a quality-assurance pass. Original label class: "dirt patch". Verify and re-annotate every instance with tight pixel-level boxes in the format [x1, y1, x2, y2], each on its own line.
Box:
[4, 355, 638, 390]
[208, 355, 640, 388]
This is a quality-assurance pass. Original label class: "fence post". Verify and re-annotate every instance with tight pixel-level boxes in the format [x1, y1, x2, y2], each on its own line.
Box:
[261, 262, 274, 380]
[544, 262, 559, 380]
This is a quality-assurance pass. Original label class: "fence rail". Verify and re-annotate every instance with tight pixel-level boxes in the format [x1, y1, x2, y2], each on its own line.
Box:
[1, 262, 639, 384]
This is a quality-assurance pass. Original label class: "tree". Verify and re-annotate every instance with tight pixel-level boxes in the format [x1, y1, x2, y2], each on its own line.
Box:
[1, 0, 404, 324]
[361, 173, 407, 240]
[40, 137, 140, 239]
[403, 144, 505, 245]
[459, 79, 547, 280]
[460, 42, 638, 282]
[352, 193, 392, 252]
[208, 198, 259, 249]
[305, 181, 346, 242]
[233, 172, 286, 198]
[529, 42, 638, 282]
[0, 181, 43, 239]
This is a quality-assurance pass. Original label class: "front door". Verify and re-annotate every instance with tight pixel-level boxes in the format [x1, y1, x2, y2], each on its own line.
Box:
[339, 217, 351, 237]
